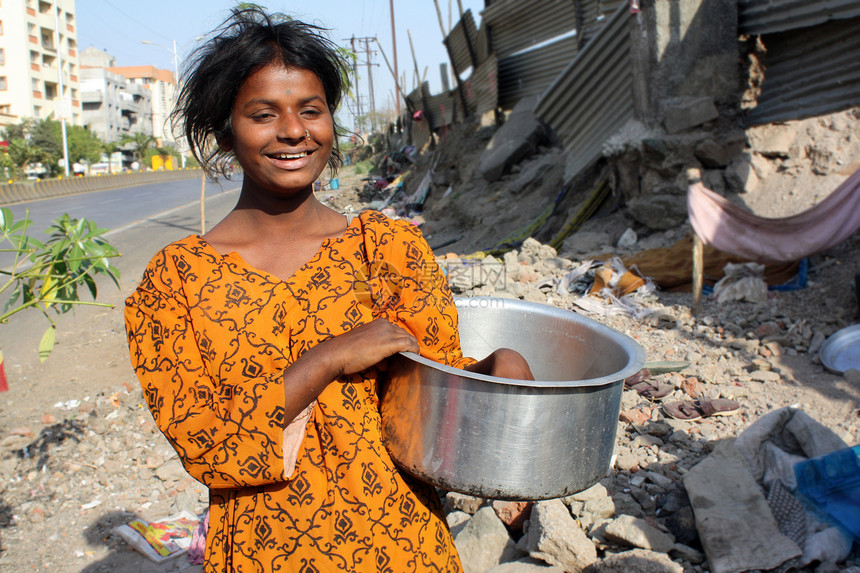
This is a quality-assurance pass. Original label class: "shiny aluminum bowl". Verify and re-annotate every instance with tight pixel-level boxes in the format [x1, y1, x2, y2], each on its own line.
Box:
[380, 297, 645, 501]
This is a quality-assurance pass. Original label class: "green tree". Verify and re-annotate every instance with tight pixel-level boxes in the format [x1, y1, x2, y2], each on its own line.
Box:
[28, 119, 62, 176]
[7, 139, 40, 179]
[0, 209, 120, 360]
[120, 132, 156, 168]
[67, 125, 104, 165]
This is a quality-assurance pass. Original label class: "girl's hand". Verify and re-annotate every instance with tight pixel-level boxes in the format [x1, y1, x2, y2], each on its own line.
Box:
[315, 318, 420, 378]
[283, 319, 418, 422]
[465, 348, 535, 381]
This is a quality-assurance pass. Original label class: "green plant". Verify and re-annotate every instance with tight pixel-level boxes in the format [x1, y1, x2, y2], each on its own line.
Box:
[120, 132, 156, 166]
[0, 209, 121, 360]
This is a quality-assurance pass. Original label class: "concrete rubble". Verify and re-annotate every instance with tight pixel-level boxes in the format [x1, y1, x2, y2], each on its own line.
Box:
[2, 223, 857, 572]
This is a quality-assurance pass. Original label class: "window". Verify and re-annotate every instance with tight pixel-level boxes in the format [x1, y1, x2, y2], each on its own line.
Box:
[0, 49, 5, 66]
[0, 77, 7, 90]
[0, 105, 11, 115]
[0, 21, 4, 35]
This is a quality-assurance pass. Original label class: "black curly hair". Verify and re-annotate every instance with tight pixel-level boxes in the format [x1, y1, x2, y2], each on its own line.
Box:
[172, 7, 350, 178]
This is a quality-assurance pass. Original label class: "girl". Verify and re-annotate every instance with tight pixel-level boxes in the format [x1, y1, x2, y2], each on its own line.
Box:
[125, 8, 531, 572]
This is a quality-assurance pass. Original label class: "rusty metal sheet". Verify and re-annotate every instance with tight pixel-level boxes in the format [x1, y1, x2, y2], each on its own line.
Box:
[444, 9, 479, 74]
[483, 0, 579, 58]
[463, 56, 499, 116]
[535, 2, 633, 182]
[745, 16, 860, 124]
[498, 36, 580, 109]
[739, 0, 860, 35]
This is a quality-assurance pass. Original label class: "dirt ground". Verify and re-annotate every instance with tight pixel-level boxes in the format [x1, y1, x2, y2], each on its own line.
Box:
[0, 107, 858, 571]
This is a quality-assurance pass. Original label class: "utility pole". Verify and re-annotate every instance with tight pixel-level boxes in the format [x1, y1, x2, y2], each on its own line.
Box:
[389, 0, 400, 117]
[54, 4, 70, 177]
[349, 37, 362, 132]
[350, 37, 379, 133]
[362, 38, 377, 131]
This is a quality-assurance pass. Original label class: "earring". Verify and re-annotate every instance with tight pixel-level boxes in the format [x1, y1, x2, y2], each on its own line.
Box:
[304, 129, 311, 141]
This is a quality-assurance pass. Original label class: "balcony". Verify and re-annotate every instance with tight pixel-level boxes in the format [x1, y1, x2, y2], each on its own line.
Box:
[82, 91, 103, 103]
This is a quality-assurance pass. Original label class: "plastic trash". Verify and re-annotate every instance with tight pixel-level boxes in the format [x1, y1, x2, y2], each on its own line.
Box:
[794, 444, 860, 540]
[329, 178, 340, 190]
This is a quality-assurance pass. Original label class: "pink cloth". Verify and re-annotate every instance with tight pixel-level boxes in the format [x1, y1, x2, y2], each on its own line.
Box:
[688, 167, 860, 263]
[188, 510, 209, 565]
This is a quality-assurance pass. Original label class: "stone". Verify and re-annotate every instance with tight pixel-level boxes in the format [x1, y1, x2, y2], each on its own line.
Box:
[632, 434, 663, 449]
[582, 496, 615, 521]
[527, 499, 597, 572]
[603, 514, 675, 553]
[487, 557, 565, 572]
[748, 124, 797, 157]
[444, 492, 485, 515]
[626, 194, 688, 231]
[694, 139, 739, 168]
[671, 542, 705, 564]
[447, 510, 471, 537]
[561, 231, 612, 256]
[493, 500, 533, 532]
[617, 228, 637, 248]
[479, 96, 548, 182]
[662, 97, 719, 134]
[844, 369, 860, 383]
[454, 506, 522, 573]
[750, 370, 780, 383]
[582, 549, 684, 573]
[155, 458, 188, 483]
[725, 154, 760, 194]
[808, 332, 826, 354]
[614, 451, 641, 472]
[567, 483, 609, 503]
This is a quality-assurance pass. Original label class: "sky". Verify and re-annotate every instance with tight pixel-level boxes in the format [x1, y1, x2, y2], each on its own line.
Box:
[75, 0, 486, 127]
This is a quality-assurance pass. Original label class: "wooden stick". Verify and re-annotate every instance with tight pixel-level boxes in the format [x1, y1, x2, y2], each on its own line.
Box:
[200, 174, 206, 235]
[692, 233, 704, 316]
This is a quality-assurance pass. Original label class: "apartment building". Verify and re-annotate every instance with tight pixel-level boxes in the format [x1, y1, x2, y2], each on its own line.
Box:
[0, 0, 81, 129]
[110, 65, 176, 146]
[80, 47, 152, 143]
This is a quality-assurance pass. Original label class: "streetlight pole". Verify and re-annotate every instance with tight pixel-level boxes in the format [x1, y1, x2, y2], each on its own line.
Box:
[141, 39, 184, 165]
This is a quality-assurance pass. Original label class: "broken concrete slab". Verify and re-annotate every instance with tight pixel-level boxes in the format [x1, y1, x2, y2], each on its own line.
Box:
[662, 97, 720, 134]
[479, 96, 548, 182]
[527, 499, 598, 572]
[455, 506, 522, 573]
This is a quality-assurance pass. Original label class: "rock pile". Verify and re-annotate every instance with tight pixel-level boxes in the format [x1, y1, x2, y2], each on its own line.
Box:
[1, 231, 858, 572]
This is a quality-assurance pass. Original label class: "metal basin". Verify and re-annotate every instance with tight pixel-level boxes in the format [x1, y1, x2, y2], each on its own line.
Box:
[380, 296, 645, 500]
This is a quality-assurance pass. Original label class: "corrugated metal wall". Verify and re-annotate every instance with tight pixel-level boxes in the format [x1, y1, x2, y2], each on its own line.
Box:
[482, 0, 579, 58]
[497, 36, 580, 108]
[535, 2, 633, 180]
[745, 16, 860, 125]
[444, 10, 479, 74]
[464, 56, 499, 116]
[578, 0, 627, 46]
[738, 0, 860, 34]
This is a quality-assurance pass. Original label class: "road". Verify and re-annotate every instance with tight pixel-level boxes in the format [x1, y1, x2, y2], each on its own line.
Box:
[1, 174, 242, 269]
[0, 176, 243, 415]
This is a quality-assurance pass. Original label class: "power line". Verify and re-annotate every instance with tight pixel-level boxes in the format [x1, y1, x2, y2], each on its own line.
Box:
[101, 0, 172, 43]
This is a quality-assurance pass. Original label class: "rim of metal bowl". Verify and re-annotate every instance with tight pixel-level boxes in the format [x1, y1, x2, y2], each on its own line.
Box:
[397, 297, 646, 388]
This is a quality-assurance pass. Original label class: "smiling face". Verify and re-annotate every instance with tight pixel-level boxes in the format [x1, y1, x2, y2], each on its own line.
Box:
[221, 63, 334, 200]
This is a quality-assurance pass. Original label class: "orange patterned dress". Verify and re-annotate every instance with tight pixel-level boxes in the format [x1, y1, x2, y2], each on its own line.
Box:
[125, 210, 471, 572]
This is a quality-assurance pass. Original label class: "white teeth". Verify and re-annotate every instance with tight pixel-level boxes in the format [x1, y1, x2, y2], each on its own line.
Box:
[274, 152, 307, 159]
